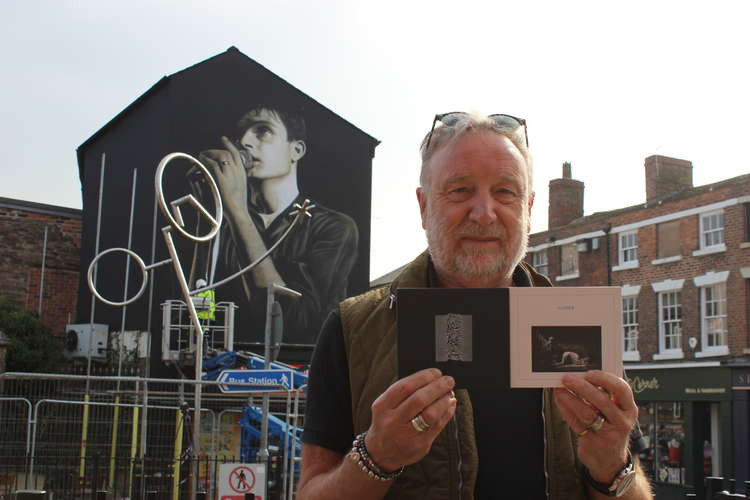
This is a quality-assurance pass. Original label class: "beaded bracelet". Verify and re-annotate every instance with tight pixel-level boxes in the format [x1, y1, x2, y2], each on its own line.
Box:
[347, 431, 405, 482]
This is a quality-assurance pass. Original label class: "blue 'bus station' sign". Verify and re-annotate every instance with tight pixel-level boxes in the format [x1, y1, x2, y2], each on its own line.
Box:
[217, 369, 294, 393]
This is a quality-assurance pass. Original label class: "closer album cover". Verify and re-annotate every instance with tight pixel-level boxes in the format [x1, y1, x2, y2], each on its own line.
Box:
[397, 287, 622, 390]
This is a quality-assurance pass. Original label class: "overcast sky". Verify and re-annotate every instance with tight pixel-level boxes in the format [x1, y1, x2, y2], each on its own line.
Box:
[2, 1, 749, 279]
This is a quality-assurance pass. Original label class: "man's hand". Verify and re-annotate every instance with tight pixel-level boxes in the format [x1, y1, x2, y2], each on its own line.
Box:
[198, 136, 248, 217]
[553, 370, 638, 484]
[364, 368, 457, 471]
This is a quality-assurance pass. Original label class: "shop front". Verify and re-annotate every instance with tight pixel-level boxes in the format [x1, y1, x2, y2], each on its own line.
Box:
[730, 365, 750, 492]
[625, 364, 733, 499]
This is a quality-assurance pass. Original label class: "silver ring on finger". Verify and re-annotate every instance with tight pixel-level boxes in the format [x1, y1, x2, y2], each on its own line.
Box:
[589, 414, 606, 433]
[411, 414, 430, 433]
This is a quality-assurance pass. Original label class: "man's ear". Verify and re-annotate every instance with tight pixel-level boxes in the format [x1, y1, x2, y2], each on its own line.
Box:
[417, 187, 428, 229]
[290, 140, 306, 162]
[526, 191, 535, 233]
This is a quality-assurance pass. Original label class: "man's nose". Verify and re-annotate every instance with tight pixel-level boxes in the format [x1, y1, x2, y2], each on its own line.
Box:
[467, 192, 498, 225]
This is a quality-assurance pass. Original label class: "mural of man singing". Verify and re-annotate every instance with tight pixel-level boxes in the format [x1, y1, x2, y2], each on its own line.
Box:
[196, 102, 359, 351]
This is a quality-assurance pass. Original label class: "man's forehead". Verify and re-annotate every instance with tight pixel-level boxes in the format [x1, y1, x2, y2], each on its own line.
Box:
[432, 132, 528, 179]
[244, 108, 284, 126]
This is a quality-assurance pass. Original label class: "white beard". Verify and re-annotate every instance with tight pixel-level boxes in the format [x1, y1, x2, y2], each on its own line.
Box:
[425, 209, 529, 282]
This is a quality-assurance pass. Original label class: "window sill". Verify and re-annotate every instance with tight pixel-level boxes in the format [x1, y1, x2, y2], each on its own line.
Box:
[740, 242, 750, 249]
[695, 346, 730, 358]
[651, 255, 682, 265]
[612, 261, 639, 272]
[622, 351, 641, 362]
[692, 244, 726, 257]
[653, 351, 684, 360]
[555, 272, 580, 282]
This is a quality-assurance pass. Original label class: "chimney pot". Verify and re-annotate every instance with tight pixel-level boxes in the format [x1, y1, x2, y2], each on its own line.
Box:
[548, 164, 584, 229]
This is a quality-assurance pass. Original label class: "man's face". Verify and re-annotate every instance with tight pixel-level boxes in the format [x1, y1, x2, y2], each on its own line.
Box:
[238, 109, 305, 180]
[417, 130, 534, 287]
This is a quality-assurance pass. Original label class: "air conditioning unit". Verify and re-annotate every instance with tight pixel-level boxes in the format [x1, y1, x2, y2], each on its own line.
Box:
[64, 323, 108, 359]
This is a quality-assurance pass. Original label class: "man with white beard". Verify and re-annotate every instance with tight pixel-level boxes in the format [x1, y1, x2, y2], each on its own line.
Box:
[297, 112, 652, 499]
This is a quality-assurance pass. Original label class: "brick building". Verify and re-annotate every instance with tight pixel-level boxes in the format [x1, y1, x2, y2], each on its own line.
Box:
[526, 156, 750, 498]
[0, 197, 82, 335]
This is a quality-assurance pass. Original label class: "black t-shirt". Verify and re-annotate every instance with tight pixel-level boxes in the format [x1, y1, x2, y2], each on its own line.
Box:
[302, 265, 547, 499]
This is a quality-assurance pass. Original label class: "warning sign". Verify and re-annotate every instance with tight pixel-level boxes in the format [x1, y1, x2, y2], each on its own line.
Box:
[229, 465, 255, 493]
[218, 463, 266, 500]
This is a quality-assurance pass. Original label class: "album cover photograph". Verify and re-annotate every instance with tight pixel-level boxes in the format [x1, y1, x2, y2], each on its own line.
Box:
[397, 288, 509, 391]
[510, 287, 622, 388]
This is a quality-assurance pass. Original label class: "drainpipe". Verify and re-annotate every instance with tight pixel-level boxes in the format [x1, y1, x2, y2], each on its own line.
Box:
[603, 223, 612, 286]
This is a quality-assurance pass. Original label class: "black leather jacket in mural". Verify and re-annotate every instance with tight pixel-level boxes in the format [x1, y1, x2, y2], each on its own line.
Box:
[220, 193, 359, 347]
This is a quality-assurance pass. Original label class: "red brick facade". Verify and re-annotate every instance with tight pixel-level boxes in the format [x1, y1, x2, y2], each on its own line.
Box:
[526, 156, 750, 364]
[0, 198, 82, 335]
[548, 162, 585, 229]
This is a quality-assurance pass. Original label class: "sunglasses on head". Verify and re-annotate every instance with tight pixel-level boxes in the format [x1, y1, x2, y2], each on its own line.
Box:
[424, 112, 529, 152]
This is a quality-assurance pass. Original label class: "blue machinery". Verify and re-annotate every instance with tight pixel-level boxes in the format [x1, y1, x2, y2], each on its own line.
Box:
[203, 351, 306, 472]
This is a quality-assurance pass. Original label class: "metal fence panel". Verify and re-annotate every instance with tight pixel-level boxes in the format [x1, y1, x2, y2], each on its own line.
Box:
[0, 373, 305, 500]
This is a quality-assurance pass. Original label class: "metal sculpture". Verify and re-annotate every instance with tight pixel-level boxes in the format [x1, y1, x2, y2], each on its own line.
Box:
[87, 152, 312, 500]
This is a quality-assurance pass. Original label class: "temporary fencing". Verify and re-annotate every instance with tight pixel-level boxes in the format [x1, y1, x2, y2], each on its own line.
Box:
[0, 371, 305, 500]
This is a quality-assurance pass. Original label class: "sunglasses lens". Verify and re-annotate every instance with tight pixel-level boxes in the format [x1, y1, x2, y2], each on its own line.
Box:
[439, 112, 467, 127]
[489, 114, 523, 129]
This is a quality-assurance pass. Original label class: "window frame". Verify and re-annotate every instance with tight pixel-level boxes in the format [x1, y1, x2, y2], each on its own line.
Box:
[701, 284, 727, 349]
[653, 287, 684, 360]
[556, 243, 579, 281]
[532, 250, 549, 276]
[693, 270, 731, 358]
[655, 219, 681, 261]
[622, 294, 640, 361]
[619, 230, 639, 265]
[699, 210, 725, 250]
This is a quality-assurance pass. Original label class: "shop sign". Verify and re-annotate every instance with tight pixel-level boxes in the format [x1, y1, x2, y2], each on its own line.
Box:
[733, 369, 750, 388]
[684, 387, 725, 394]
[626, 367, 731, 401]
[627, 375, 660, 394]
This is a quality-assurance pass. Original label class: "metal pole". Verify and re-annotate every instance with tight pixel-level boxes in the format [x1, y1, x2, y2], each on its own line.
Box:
[173, 386, 185, 500]
[259, 284, 301, 477]
[37, 225, 48, 316]
[161, 226, 205, 500]
[281, 387, 292, 500]
[82, 153, 106, 478]
[119, 168, 138, 379]
[88, 153, 107, 383]
[140, 190, 159, 500]
[257, 288, 275, 470]
[108, 169, 137, 490]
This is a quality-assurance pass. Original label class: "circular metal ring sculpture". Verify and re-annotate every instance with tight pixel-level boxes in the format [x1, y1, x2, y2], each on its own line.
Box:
[87, 247, 148, 306]
[155, 152, 223, 242]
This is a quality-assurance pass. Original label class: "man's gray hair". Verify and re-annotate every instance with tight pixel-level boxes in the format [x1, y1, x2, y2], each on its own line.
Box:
[419, 112, 533, 194]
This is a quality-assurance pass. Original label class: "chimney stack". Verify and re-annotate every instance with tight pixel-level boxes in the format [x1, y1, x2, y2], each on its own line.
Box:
[645, 155, 693, 204]
[548, 162, 584, 229]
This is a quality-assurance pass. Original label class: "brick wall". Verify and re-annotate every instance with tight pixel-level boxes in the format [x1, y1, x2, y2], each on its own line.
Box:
[0, 200, 82, 335]
[548, 163, 585, 229]
[645, 155, 693, 204]
[527, 171, 750, 363]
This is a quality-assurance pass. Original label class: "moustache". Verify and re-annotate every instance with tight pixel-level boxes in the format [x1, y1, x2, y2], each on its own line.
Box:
[454, 222, 508, 239]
